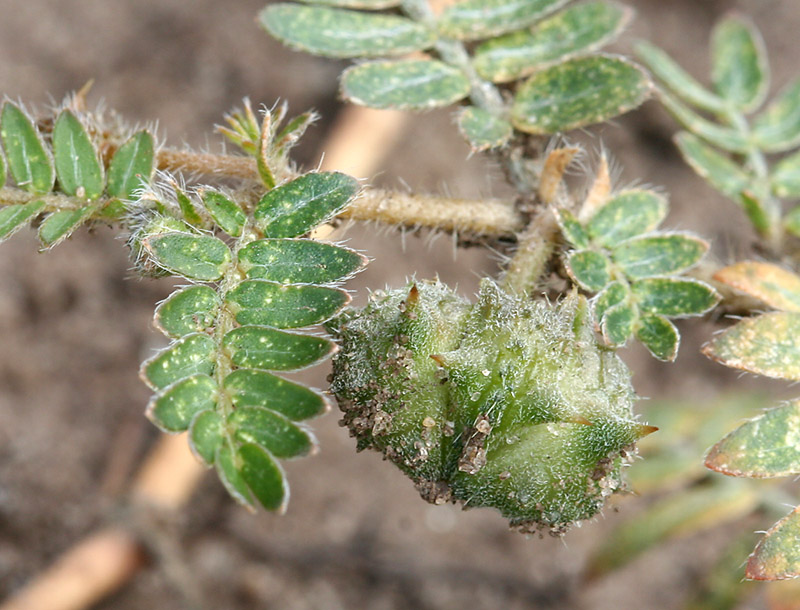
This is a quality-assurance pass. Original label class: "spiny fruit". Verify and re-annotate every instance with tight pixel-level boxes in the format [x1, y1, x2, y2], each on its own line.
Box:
[327, 278, 655, 534]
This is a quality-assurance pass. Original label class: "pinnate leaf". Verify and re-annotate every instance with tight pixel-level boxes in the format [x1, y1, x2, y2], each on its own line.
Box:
[223, 325, 335, 371]
[52, 110, 104, 200]
[565, 249, 610, 292]
[703, 311, 800, 380]
[341, 59, 470, 110]
[705, 401, 800, 478]
[229, 406, 314, 459]
[633, 277, 719, 317]
[147, 375, 218, 432]
[225, 280, 350, 328]
[510, 55, 651, 135]
[714, 261, 800, 313]
[601, 302, 636, 346]
[674, 132, 750, 200]
[473, 1, 631, 83]
[238, 442, 288, 512]
[254, 172, 359, 238]
[107, 131, 155, 199]
[587, 189, 668, 245]
[612, 233, 708, 278]
[215, 442, 255, 507]
[38, 206, 95, 248]
[237, 238, 366, 284]
[0, 102, 54, 193]
[189, 410, 224, 465]
[260, 3, 434, 58]
[456, 106, 512, 151]
[659, 91, 750, 153]
[224, 369, 327, 420]
[199, 189, 246, 237]
[554, 207, 589, 248]
[593, 280, 627, 323]
[143, 232, 232, 281]
[142, 333, 216, 390]
[711, 14, 768, 111]
[636, 314, 679, 362]
[0, 200, 45, 241]
[754, 78, 800, 153]
[155, 285, 220, 338]
[437, 0, 568, 41]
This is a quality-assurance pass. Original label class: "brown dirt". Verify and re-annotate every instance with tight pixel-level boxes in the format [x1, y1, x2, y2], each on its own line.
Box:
[0, 1, 797, 608]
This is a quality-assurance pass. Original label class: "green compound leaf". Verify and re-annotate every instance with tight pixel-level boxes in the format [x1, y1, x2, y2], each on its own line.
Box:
[260, 3, 434, 58]
[587, 189, 668, 245]
[189, 409, 224, 465]
[714, 261, 800, 313]
[238, 238, 367, 284]
[636, 314, 679, 362]
[238, 442, 288, 512]
[703, 312, 800, 380]
[229, 406, 314, 459]
[658, 91, 750, 153]
[254, 172, 359, 238]
[473, 1, 631, 83]
[456, 106, 512, 151]
[705, 401, 800, 478]
[341, 59, 471, 110]
[772, 149, 800, 198]
[510, 55, 651, 135]
[216, 441, 254, 507]
[746, 506, 800, 581]
[554, 207, 589, 248]
[754, 78, 800, 153]
[739, 190, 771, 235]
[226, 280, 350, 328]
[225, 369, 327, 420]
[601, 301, 636, 346]
[612, 233, 708, 278]
[634, 41, 727, 115]
[298, 0, 400, 10]
[174, 186, 204, 227]
[674, 132, 750, 200]
[710, 14, 768, 112]
[0, 102, 54, 193]
[593, 280, 628, 323]
[141, 333, 216, 390]
[437, 0, 568, 41]
[155, 285, 220, 339]
[52, 110, 104, 200]
[199, 188, 246, 238]
[142, 232, 232, 281]
[633, 277, 720, 317]
[565, 249, 611, 292]
[0, 200, 45, 241]
[223, 325, 335, 371]
[106, 131, 155, 199]
[38, 205, 95, 248]
[146, 374, 218, 433]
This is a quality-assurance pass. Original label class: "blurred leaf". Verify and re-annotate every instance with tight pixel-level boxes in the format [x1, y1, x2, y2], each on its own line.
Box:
[238, 238, 367, 284]
[772, 149, 800, 198]
[593, 280, 627, 323]
[155, 285, 220, 339]
[746, 505, 800, 581]
[147, 375, 218, 433]
[141, 333, 216, 390]
[785, 208, 800, 239]
[473, 1, 631, 83]
[739, 189, 772, 235]
[52, 110, 104, 200]
[224, 369, 327, 420]
[612, 233, 708, 278]
[341, 59, 470, 110]
[225, 279, 350, 328]
[633, 277, 720, 317]
[703, 312, 800, 380]
[588, 480, 759, 579]
[674, 131, 750, 199]
[297, 0, 400, 9]
[0, 102, 54, 193]
[229, 406, 314, 458]
[255, 172, 359, 238]
[37, 206, 95, 248]
[223, 325, 335, 371]
[754, 77, 800, 153]
[200, 189, 246, 237]
[636, 313, 679, 361]
[456, 106, 512, 151]
[238, 442, 288, 512]
[714, 261, 800, 312]
[273, 111, 316, 158]
[511, 55, 651, 134]
[437, 0, 568, 41]
[106, 131, 154, 200]
[601, 301, 636, 346]
[705, 401, 800, 477]
[587, 189, 668, 245]
[565, 249, 611, 291]
[554, 207, 590, 248]
[659, 91, 750, 153]
[189, 409, 224, 465]
[143, 232, 232, 281]
[710, 14, 769, 111]
[0, 200, 45, 241]
[260, 4, 434, 58]
[635, 41, 727, 114]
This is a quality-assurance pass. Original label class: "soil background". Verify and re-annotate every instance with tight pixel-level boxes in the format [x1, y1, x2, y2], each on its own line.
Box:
[0, 1, 798, 609]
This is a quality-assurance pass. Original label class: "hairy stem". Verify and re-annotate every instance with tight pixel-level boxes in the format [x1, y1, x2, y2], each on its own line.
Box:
[500, 206, 559, 296]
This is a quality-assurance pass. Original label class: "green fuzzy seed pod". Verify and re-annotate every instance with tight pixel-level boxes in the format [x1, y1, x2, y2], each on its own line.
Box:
[328, 279, 653, 534]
